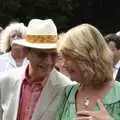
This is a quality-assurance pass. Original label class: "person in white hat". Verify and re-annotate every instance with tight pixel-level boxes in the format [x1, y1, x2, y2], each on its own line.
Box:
[0, 19, 76, 120]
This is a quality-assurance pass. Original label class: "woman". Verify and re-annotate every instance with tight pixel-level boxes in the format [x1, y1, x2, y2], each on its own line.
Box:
[0, 22, 28, 72]
[56, 24, 120, 120]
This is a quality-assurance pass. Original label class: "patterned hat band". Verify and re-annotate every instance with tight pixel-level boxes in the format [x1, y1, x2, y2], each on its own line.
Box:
[24, 35, 57, 43]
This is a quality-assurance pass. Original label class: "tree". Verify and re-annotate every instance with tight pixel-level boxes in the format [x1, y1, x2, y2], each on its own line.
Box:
[0, 0, 120, 34]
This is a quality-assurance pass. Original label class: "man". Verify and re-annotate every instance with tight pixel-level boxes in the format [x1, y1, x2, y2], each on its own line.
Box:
[105, 33, 120, 81]
[0, 19, 75, 120]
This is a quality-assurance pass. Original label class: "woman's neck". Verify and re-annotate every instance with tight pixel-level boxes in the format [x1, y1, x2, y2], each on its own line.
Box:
[78, 80, 114, 96]
[76, 80, 114, 111]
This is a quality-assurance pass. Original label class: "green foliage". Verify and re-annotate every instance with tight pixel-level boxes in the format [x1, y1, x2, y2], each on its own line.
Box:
[0, 0, 120, 33]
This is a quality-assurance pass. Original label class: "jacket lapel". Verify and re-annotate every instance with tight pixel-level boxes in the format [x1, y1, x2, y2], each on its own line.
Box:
[32, 70, 60, 120]
[6, 79, 22, 119]
[5, 67, 26, 120]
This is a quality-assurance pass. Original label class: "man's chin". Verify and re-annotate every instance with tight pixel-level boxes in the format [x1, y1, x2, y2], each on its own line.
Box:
[38, 69, 53, 77]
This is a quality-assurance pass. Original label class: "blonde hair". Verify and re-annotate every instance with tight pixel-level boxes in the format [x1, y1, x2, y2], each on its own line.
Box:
[0, 22, 27, 53]
[57, 24, 113, 89]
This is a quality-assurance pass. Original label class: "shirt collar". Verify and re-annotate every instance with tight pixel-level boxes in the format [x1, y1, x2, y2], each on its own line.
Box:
[23, 65, 48, 87]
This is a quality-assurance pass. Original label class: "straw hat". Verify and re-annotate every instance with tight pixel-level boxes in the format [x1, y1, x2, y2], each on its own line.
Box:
[12, 19, 57, 49]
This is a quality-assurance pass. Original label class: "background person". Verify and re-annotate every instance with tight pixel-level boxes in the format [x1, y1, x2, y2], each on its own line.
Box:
[0, 26, 3, 55]
[0, 22, 28, 72]
[105, 33, 120, 81]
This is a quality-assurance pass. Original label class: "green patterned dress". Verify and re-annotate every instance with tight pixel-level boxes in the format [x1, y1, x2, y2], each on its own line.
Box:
[56, 81, 120, 120]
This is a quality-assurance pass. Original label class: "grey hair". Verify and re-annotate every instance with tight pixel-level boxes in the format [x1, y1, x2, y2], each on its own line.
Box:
[0, 22, 27, 53]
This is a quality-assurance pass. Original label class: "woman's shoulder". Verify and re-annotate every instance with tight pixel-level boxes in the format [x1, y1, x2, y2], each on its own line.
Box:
[102, 81, 120, 120]
[65, 84, 79, 101]
[56, 84, 78, 120]
[103, 81, 120, 104]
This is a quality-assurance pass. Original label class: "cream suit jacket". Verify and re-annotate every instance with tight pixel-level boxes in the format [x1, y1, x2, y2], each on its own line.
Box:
[0, 66, 75, 120]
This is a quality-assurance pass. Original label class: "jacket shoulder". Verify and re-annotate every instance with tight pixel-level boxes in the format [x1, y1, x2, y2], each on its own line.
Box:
[51, 69, 77, 87]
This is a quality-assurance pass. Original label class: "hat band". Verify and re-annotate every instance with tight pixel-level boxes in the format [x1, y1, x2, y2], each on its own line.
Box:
[25, 35, 57, 43]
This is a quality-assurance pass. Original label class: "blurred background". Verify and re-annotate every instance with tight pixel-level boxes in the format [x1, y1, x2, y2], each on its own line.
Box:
[0, 0, 120, 34]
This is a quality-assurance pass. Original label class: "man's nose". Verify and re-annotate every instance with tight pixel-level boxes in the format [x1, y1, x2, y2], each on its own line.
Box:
[45, 54, 53, 61]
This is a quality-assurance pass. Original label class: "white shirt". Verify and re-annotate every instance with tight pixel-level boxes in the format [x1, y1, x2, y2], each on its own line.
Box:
[0, 52, 29, 72]
[113, 60, 120, 80]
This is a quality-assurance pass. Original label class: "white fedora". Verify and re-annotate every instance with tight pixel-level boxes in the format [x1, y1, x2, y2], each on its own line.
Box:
[12, 19, 57, 49]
